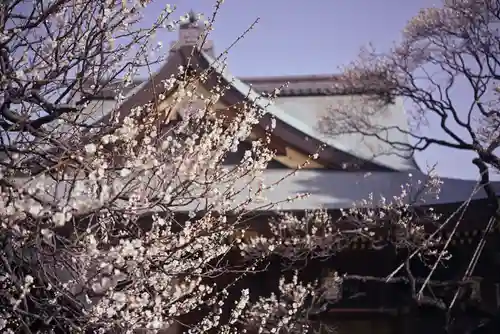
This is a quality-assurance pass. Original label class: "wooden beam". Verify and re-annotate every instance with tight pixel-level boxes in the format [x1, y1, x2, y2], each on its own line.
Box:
[274, 146, 324, 169]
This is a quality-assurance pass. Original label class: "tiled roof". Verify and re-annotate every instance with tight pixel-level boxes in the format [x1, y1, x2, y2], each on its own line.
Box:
[204, 51, 419, 171]
[242, 75, 340, 96]
[73, 50, 418, 172]
[91, 74, 342, 99]
[87, 80, 143, 100]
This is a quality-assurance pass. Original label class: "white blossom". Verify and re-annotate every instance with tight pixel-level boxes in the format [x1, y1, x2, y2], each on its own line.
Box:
[84, 143, 97, 155]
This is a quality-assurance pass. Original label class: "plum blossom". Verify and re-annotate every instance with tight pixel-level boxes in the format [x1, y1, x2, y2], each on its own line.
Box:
[0, 0, 450, 333]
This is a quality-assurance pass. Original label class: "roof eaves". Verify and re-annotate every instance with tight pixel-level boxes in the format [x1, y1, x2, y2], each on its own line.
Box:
[10, 169, 496, 211]
[240, 74, 338, 83]
[92, 73, 374, 98]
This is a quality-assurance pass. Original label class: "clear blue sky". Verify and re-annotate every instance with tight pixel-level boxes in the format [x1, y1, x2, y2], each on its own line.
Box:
[141, 0, 488, 180]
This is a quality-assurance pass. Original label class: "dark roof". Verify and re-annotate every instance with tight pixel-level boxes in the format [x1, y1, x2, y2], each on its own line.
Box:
[242, 74, 340, 96]
[91, 74, 341, 99]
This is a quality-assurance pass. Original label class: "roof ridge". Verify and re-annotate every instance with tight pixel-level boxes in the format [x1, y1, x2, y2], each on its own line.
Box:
[241, 74, 339, 83]
[83, 74, 341, 91]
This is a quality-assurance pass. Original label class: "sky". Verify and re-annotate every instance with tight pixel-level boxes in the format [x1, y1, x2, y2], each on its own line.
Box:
[139, 0, 492, 180]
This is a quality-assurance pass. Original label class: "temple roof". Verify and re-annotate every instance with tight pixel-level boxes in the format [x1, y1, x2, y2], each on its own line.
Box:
[202, 51, 417, 171]
[244, 75, 340, 96]
[73, 9, 417, 171]
[86, 48, 419, 171]
[5, 11, 500, 213]
[94, 74, 342, 98]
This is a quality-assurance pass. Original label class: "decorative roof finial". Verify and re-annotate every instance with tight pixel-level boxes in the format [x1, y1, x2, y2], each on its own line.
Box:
[180, 9, 200, 28]
[171, 9, 214, 57]
[187, 9, 198, 24]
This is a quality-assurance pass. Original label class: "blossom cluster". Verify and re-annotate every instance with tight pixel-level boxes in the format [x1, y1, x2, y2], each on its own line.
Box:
[0, 0, 454, 332]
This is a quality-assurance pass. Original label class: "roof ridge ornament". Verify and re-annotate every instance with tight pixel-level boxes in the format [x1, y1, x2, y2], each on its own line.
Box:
[171, 9, 214, 57]
[188, 10, 199, 24]
[180, 9, 201, 28]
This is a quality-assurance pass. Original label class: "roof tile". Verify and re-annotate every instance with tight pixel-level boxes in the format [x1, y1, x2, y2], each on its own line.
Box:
[91, 74, 345, 99]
